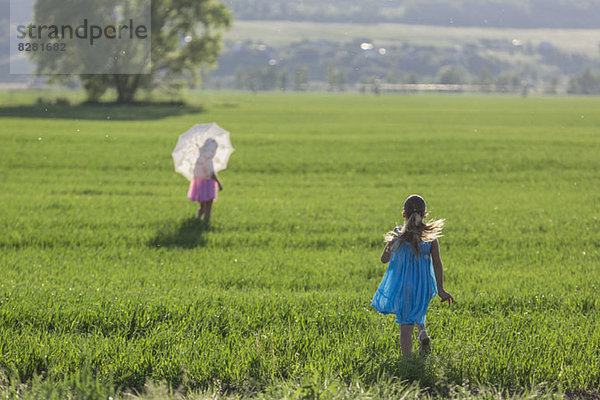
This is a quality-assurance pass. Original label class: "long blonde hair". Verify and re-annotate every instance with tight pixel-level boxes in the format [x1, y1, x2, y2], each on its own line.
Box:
[385, 194, 444, 255]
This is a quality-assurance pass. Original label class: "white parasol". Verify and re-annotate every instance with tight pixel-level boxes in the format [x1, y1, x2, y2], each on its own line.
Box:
[172, 123, 235, 181]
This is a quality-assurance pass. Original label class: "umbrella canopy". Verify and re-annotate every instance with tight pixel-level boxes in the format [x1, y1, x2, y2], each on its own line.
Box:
[172, 123, 234, 181]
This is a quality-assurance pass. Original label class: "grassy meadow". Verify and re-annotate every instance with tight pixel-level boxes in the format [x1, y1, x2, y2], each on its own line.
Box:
[0, 92, 599, 398]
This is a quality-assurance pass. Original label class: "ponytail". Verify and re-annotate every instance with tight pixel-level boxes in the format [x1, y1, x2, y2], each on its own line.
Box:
[384, 194, 445, 255]
[407, 212, 422, 229]
[401, 211, 427, 255]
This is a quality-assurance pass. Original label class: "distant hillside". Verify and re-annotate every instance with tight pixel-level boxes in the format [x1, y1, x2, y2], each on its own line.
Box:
[220, 0, 600, 28]
[204, 18, 600, 94]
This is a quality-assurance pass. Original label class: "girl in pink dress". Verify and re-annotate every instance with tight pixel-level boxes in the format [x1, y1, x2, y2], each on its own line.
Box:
[187, 138, 223, 223]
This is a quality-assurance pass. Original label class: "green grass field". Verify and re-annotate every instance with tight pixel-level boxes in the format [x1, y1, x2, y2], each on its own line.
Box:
[1, 92, 599, 399]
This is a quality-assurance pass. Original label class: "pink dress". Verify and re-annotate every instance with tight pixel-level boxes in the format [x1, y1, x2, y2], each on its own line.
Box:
[187, 155, 217, 202]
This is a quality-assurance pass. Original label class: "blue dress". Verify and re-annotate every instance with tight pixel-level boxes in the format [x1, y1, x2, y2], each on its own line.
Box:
[371, 231, 438, 325]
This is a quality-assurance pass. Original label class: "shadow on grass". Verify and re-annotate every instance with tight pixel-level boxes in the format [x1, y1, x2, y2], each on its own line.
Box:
[149, 217, 209, 249]
[354, 353, 452, 397]
[376, 355, 437, 384]
[0, 102, 204, 121]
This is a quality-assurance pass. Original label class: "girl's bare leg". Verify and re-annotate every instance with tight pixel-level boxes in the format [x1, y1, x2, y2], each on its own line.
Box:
[197, 202, 206, 220]
[203, 201, 213, 223]
[400, 324, 414, 357]
[417, 324, 427, 338]
[417, 324, 431, 353]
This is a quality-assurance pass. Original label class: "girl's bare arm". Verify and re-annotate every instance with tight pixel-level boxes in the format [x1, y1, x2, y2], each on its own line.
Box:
[381, 242, 393, 263]
[381, 227, 401, 263]
[211, 173, 223, 191]
[431, 239, 454, 305]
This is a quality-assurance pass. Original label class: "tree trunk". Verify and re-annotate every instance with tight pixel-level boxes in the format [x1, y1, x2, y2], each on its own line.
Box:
[114, 74, 141, 104]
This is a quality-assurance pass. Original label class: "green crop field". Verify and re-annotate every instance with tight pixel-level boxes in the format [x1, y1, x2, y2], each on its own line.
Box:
[0, 92, 599, 399]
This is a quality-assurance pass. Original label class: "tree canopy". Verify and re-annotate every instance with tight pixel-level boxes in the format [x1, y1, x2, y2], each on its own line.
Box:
[31, 0, 231, 103]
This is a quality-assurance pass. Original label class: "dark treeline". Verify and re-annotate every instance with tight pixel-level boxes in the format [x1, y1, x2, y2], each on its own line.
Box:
[206, 38, 600, 94]
[220, 0, 600, 28]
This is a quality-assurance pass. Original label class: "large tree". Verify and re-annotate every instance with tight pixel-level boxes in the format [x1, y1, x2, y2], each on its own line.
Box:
[31, 0, 231, 103]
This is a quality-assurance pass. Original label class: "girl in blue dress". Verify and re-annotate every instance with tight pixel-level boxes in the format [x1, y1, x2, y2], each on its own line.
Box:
[372, 194, 454, 357]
